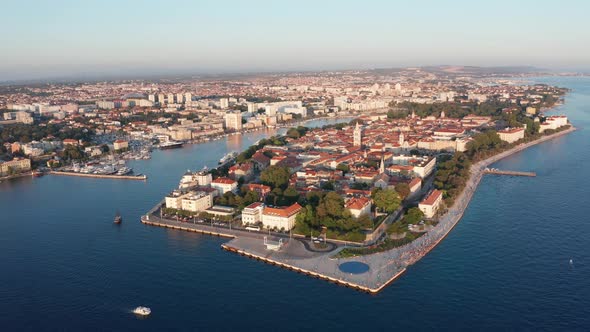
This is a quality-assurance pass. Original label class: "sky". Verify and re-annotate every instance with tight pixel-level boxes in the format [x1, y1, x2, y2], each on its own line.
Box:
[1, 0, 589, 81]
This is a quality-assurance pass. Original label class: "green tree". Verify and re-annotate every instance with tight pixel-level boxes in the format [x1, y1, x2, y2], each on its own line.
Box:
[260, 165, 290, 189]
[336, 163, 350, 173]
[404, 207, 424, 224]
[281, 186, 300, 205]
[394, 183, 411, 199]
[373, 188, 401, 213]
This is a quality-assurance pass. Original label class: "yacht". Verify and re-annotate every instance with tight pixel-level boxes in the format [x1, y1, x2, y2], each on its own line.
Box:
[117, 167, 132, 175]
[133, 306, 151, 316]
[159, 141, 183, 149]
[219, 151, 237, 164]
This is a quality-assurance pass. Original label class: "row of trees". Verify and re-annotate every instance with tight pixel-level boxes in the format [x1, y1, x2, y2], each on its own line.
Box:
[0, 123, 93, 145]
[434, 152, 472, 205]
[215, 187, 261, 210]
[388, 100, 514, 120]
[465, 130, 504, 160]
[235, 136, 287, 163]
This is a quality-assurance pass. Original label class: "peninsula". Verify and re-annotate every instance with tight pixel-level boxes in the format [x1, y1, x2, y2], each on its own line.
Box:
[141, 80, 573, 293]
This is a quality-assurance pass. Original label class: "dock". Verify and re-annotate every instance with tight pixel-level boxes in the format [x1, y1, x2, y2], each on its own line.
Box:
[483, 168, 536, 177]
[50, 171, 147, 180]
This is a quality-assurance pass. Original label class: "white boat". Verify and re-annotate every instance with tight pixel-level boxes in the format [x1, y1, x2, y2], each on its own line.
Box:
[117, 167, 132, 175]
[133, 306, 151, 316]
[219, 151, 237, 164]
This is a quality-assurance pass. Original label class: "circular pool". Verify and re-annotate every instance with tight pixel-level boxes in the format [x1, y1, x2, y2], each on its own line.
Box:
[338, 261, 370, 274]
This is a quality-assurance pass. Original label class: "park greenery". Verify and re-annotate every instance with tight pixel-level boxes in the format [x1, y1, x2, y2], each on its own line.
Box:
[286, 126, 309, 139]
[371, 188, 402, 213]
[236, 135, 288, 163]
[294, 191, 371, 242]
[434, 152, 471, 205]
[0, 123, 93, 145]
[387, 207, 425, 235]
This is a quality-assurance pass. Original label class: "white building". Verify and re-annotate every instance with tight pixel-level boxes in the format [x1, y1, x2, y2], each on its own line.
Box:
[418, 190, 443, 218]
[261, 203, 302, 230]
[345, 197, 372, 218]
[220, 98, 229, 109]
[224, 111, 242, 131]
[181, 192, 213, 212]
[539, 115, 568, 133]
[211, 177, 237, 194]
[498, 127, 525, 143]
[241, 202, 265, 225]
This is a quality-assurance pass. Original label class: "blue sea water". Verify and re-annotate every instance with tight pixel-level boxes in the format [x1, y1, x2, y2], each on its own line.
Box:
[1, 80, 590, 331]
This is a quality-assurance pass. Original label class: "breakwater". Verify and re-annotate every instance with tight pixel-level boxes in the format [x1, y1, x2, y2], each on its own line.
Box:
[50, 171, 147, 180]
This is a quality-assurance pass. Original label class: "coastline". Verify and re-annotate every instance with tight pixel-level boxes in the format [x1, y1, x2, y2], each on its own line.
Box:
[398, 125, 578, 268]
[221, 125, 577, 293]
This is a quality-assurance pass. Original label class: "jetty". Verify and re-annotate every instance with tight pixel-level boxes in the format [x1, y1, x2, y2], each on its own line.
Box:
[50, 171, 147, 180]
[483, 168, 536, 177]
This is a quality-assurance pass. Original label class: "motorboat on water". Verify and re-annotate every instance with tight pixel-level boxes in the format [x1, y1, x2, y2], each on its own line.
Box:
[133, 306, 151, 316]
[114, 211, 122, 224]
[159, 141, 183, 149]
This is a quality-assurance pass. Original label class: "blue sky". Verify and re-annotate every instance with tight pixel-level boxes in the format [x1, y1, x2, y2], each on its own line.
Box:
[1, 0, 589, 80]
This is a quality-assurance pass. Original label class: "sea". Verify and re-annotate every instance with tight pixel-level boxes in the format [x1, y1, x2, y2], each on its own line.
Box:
[1, 78, 589, 331]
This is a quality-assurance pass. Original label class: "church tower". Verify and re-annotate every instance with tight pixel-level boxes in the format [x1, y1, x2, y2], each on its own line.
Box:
[440, 110, 446, 119]
[399, 131, 405, 146]
[353, 122, 362, 147]
[379, 155, 385, 174]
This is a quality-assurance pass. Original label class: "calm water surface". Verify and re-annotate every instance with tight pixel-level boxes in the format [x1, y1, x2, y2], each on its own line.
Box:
[1, 84, 590, 331]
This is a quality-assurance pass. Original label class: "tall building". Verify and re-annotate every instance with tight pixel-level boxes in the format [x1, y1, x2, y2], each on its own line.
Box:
[224, 111, 242, 131]
[158, 93, 165, 105]
[167, 93, 175, 104]
[353, 122, 362, 146]
[247, 102, 257, 113]
[148, 94, 156, 102]
[184, 93, 192, 104]
[220, 98, 229, 109]
[176, 93, 184, 104]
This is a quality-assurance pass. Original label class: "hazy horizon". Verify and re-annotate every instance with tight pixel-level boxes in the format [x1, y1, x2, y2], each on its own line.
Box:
[2, 0, 589, 81]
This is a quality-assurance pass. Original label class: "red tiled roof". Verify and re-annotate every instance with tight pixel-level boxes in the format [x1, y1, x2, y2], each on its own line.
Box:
[212, 177, 236, 184]
[345, 197, 371, 210]
[263, 203, 302, 218]
[421, 189, 442, 206]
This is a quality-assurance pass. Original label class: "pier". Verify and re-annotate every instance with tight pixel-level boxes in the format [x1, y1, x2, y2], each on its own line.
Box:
[483, 168, 536, 177]
[50, 171, 147, 180]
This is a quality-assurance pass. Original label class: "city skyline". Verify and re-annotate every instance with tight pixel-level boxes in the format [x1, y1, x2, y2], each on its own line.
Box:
[2, 0, 590, 81]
